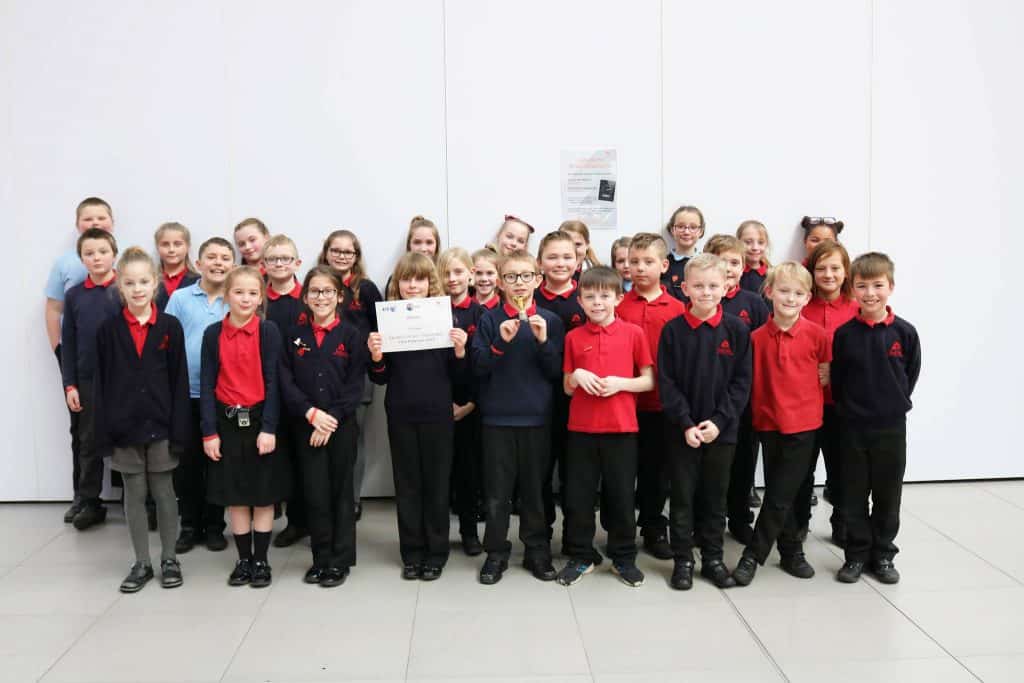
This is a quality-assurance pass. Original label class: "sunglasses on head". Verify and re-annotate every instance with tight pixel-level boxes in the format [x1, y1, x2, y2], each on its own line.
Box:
[801, 216, 844, 232]
[504, 214, 536, 234]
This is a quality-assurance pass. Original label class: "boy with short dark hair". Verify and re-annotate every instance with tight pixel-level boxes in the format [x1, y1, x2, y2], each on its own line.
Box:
[832, 252, 921, 585]
[557, 266, 654, 588]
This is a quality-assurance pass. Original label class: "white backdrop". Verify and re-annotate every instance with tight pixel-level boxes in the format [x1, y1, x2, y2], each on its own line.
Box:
[3, 0, 1020, 500]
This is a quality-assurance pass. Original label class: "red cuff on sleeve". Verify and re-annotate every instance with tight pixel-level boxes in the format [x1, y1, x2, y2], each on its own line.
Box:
[202, 434, 219, 442]
[65, 385, 78, 394]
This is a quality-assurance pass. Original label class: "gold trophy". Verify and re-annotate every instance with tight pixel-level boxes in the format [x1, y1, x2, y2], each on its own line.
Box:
[512, 294, 529, 322]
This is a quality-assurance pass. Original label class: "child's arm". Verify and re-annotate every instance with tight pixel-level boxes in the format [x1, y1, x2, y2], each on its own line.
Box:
[363, 281, 383, 333]
[60, 292, 80, 410]
[167, 319, 192, 450]
[366, 332, 389, 385]
[600, 365, 654, 397]
[257, 323, 282, 455]
[830, 330, 846, 404]
[338, 328, 370, 417]
[656, 324, 696, 431]
[199, 325, 221, 460]
[45, 299, 63, 352]
[818, 362, 830, 387]
[706, 326, 752, 440]
[92, 323, 111, 452]
[537, 315, 565, 381]
[470, 314, 513, 377]
[905, 326, 922, 396]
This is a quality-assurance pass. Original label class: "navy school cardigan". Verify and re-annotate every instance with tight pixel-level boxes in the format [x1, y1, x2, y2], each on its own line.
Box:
[278, 318, 369, 423]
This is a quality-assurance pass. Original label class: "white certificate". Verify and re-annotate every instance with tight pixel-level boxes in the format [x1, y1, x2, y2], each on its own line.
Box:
[375, 296, 454, 353]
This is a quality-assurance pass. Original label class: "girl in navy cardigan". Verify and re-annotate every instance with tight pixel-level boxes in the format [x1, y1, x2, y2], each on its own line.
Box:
[279, 266, 368, 587]
[95, 248, 190, 593]
[367, 253, 468, 581]
[200, 266, 287, 588]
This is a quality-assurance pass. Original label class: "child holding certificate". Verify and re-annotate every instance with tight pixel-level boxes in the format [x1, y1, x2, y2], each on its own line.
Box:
[367, 253, 469, 581]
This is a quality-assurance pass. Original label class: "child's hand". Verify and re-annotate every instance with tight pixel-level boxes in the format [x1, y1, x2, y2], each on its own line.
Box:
[818, 362, 830, 387]
[65, 388, 82, 413]
[203, 436, 222, 461]
[573, 368, 605, 396]
[499, 319, 520, 342]
[310, 428, 332, 447]
[599, 376, 625, 397]
[256, 432, 276, 455]
[367, 333, 384, 362]
[696, 420, 720, 444]
[450, 328, 468, 357]
[527, 314, 548, 343]
[684, 426, 702, 449]
[453, 402, 475, 421]
[306, 408, 338, 433]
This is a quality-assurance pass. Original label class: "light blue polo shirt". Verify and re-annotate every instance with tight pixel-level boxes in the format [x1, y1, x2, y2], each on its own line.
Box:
[44, 249, 87, 301]
[165, 281, 229, 398]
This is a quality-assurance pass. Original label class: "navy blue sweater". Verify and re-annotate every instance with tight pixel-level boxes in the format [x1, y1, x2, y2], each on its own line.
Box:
[199, 320, 283, 437]
[721, 288, 769, 331]
[661, 254, 692, 302]
[657, 308, 752, 443]
[343, 278, 382, 336]
[61, 280, 123, 388]
[831, 311, 921, 429]
[266, 288, 307, 336]
[368, 346, 468, 424]
[471, 306, 565, 427]
[739, 268, 766, 295]
[93, 311, 191, 449]
[535, 284, 585, 332]
[452, 298, 484, 405]
[279, 318, 368, 423]
[156, 273, 200, 312]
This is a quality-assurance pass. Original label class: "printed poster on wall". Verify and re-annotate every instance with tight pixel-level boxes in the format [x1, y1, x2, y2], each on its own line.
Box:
[561, 148, 617, 229]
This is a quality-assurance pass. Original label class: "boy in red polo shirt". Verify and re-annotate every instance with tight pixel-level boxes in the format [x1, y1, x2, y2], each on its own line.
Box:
[615, 233, 685, 559]
[730, 263, 830, 586]
[556, 267, 654, 587]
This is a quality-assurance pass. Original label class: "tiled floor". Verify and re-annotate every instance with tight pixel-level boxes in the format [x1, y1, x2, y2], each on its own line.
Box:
[1, 480, 1023, 682]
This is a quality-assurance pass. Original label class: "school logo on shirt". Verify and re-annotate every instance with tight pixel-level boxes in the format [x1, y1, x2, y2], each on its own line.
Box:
[466, 324, 477, 337]
[738, 310, 751, 325]
[717, 340, 734, 357]
[332, 343, 348, 358]
[157, 334, 169, 350]
[297, 312, 309, 326]
[350, 300, 363, 311]
[570, 313, 582, 327]
[888, 341, 903, 358]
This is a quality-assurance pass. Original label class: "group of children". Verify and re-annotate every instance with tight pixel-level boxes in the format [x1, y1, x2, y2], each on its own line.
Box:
[45, 199, 921, 593]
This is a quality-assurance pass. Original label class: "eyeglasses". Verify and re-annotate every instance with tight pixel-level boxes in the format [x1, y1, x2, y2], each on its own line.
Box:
[307, 288, 338, 299]
[672, 224, 702, 233]
[501, 272, 537, 284]
[264, 256, 295, 265]
[328, 248, 358, 258]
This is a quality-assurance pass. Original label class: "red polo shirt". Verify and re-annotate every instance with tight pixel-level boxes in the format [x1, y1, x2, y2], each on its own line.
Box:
[563, 318, 653, 433]
[751, 316, 831, 434]
[162, 269, 188, 298]
[266, 278, 302, 301]
[616, 286, 685, 412]
[479, 293, 500, 310]
[123, 305, 157, 357]
[312, 316, 340, 347]
[802, 294, 858, 404]
[84, 272, 116, 289]
[215, 314, 265, 407]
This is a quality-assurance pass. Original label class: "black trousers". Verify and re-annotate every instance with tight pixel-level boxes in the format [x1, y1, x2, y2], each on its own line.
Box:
[74, 380, 106, 502]
[667, 428, 734, 562]
[481, 425, 551, 561]
[726, 405, 758, 527]
[174, 399, 226, 534]
[543, 390, 571, 530]
[279, 423, 306, 529]
[745, 430, 817, 563]
[563, 432, 638, 564]
[387, 419, 454, 567]
[840, 423, 906, 563]
[451, 412, 482, 536]
[795, 405, 841, 530]
[299, 419, 357, 569]
[636, 412, 670, 533]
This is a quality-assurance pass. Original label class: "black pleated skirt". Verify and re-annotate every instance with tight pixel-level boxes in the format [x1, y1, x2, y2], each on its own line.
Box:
[207, 402, 292, 507]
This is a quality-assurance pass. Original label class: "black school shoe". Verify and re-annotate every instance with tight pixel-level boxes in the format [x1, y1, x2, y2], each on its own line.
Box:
[780, 552, 815, 579]
[731, 556, 758, 586]
[462, 534, 483, 557]
[250, 560, 272, 588]
[523, 557, 558, 582]
[72, 502, 107, 531]
[479, 556, 507, 585]
[205, 529, 228, 552]
[420, 564, 444, 581]
[670, 559, 694, 590]
[872, 559, 900, 584]
[175, 528, 199, 554]
[228, 559, 254, 586]
[304, 566, 325, 584]
[160, 559, 183, 588]
[401, 564, 422, 580]
[320, 567, 349, 588]
[611, 561, 645, 588]
[700, 559, 736, 588]
[63, 499, 85, 523]
[119, 562, 154, 593]
[273, 525, 308, 548]
[641, 530, 673, 560]
[837, 560, 865, 583]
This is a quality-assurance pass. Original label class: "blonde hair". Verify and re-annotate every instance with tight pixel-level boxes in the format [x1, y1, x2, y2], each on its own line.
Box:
[406, 215, 441, 263]
[629, 232, 669, 259]
[490, 215, 535, 254]
[224, 265, 267, 301]
[436, 247, 474, 295]
[703, 234, 746, 258]
[116, 247, 159, 303]
[263, 234, 299, 257]
[153, 222, 197, 274]
[387, 252, 442, 300]
[850, 251, 895, 286]
[472, 247, 500, 269]
[736, 220, 772, 267]
[683, 253, 726, 280]
[764, 261, 813, 292]
[559, 220, 602, 268]
[498, 249, 539, 275]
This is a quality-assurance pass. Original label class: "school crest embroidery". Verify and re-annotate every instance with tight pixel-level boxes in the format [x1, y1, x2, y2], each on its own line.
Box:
[297, 312, 309, 326]
[466, 324, 477, 337]
[333, 343, 348, 358]
[888, 341, 903, 358]
[738, 310, 751, 325]
[157, 334, 169, 350]
[717, 340, 734, 356]
[570, 313, 582, 327]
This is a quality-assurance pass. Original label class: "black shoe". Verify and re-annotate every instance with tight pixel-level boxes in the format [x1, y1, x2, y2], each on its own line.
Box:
[670, 559, 695, 590]
[479, 556, 507, 585]
[728, 522, 754, 546]
[355, 502, 362, 522]
[642, 530, 673, 560]
[421, 564, 443, 581]
[780, 552, 815, 579]
[119, 562, 154, 593]
[63, 499, 84, 523]
[700, 558, 736, 588]
[462, 534, 483, 557]
[175, 529, 199, 554]
[146, 505, 158, 532]
[556, 559, 594, 586]
[72, 503, 106, 531]
[250, 560, 272, 588]
[228, 559, 253, 586]
[401, 564, 422, 580]
[612, 561, 645, 588]
[872, 559, 900, 584]
[810, 493, 819, 506]
[273, 525, 308, 548]
[523, 557, 557, 582]
[748, 487, 762, 508]
[837, 560, 864, 583]
[732, 556, 758, 586]
[304, 566, 325, 584]
[205, 529, 228, 552]
[160, 559, 183, 588]
[320, 567, 348, 588]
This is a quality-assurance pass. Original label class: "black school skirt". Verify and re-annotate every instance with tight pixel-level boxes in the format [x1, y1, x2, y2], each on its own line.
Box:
[207, 402, 292, 507]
